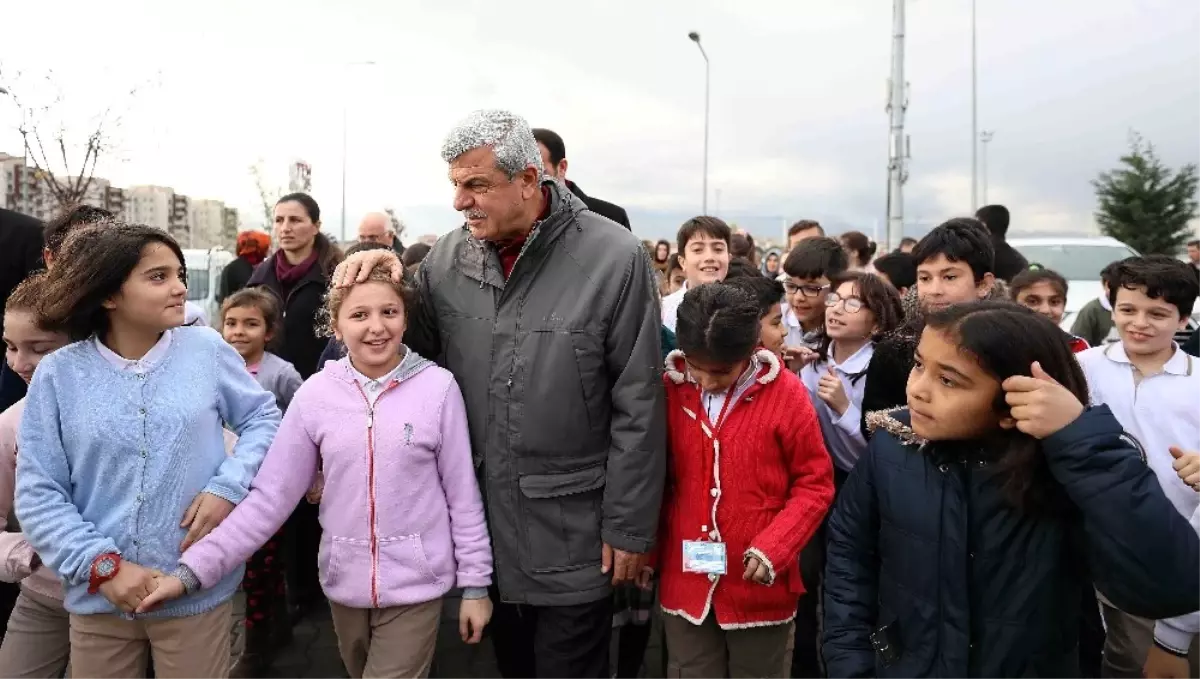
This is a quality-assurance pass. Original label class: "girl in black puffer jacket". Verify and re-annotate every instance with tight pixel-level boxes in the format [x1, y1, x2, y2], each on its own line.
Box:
[824, 301, 1199, 678]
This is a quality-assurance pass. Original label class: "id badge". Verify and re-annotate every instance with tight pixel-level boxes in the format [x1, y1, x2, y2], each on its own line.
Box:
[682, 540, 727, 575]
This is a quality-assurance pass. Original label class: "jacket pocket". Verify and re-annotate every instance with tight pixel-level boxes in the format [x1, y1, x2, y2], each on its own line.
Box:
[375, 534, 442, 606]
[518, 465, 606, 573]
[319, 536, 372, 603]
[516, 331, 594, 456]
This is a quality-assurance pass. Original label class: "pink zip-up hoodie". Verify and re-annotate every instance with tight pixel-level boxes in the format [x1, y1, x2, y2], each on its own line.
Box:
[0, 399, 60, 601]
[181, 350, 493, 608]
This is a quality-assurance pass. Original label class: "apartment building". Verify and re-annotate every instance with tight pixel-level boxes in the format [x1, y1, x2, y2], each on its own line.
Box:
[2, 150, 239, 249]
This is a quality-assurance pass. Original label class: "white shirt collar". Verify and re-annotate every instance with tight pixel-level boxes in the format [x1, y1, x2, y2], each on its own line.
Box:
[1102, 342, 1193, 377]
[95, 330, 173, 374]
[349, 360, 405, 391]
[826, 341, 875, 374]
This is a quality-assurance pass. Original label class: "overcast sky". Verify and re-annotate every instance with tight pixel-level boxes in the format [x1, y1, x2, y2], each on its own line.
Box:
[2, 0, 1197, 244]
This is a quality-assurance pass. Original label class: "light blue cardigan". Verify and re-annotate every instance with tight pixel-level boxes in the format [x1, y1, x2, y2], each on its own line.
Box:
[15, 327, 281, 618]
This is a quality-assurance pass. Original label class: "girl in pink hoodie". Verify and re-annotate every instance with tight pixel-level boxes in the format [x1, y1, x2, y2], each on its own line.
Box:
[142, 266, 494, 679]
[0, 273, 72, 677]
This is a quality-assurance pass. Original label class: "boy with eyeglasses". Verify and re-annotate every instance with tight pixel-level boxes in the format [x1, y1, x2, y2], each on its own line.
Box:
[780, 238, 850, 370]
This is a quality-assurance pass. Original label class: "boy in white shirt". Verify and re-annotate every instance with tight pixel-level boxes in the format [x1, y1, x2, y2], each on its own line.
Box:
[1076, 255, 1200, 678]
[661, 217, 731, 332]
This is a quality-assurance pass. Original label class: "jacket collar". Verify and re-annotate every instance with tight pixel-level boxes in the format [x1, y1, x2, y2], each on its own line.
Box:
[663, 348, 782, 387]
[865, 407, 928, 448]
[457, 180, 586, 290]
[248, 252, 327, 291]
[323, 345, 434, 386]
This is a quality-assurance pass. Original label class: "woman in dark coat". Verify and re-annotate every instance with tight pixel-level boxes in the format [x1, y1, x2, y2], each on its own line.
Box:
[823, 302, 1200, 678]
[247, 195, 342, 378]
[243, 193, 342, 674]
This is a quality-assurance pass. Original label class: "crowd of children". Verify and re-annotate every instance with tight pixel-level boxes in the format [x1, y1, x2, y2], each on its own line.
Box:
[0, 196, 1197, 679]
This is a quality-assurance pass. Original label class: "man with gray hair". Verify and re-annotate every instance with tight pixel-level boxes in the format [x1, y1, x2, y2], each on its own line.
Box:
[335, 109, 665, 678]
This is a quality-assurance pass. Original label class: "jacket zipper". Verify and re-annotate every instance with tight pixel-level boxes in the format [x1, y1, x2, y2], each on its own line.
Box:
[353, 379, 399, 608]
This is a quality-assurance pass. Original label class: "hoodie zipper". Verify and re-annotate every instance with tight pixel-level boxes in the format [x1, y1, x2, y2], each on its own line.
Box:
[353, 379, 399, 608]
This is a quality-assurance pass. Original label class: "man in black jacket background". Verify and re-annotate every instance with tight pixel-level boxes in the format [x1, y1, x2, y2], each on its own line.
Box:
[532, 127, 631, 230]
[975, 204, 1029, 282]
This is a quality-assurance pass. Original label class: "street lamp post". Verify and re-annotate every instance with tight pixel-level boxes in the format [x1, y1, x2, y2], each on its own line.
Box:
[970, 0, 978, 211]
[980, 130, 994, 205]
[688, 32, 710, 215]
[341, 61, 376, 242]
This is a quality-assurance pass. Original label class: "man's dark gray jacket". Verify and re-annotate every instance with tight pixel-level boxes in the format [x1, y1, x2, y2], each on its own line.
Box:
[405, 180, 666, 606]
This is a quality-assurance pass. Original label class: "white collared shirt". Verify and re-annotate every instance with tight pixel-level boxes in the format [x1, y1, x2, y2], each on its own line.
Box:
[349, 361, 404, 407]
[661, 282, 688, 333]
[701, 356, 760, 426]
[800, 341, 874, 471]
[783, 306, 822, 350]
[94, 330, 174, 374]
[1077, 342, 1199, 519]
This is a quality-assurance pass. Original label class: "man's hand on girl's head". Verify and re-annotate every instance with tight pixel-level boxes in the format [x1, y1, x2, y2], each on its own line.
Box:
[332, 250, 402, 288]
[1001, 361, 1084, 439]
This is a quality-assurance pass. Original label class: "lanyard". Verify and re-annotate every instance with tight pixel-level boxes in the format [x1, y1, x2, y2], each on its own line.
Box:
[702, 388, 737, 437]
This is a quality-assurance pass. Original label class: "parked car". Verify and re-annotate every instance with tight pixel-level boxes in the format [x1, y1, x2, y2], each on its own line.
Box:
[1010, 236, 1198, 344]
[182, 248, 235, 327]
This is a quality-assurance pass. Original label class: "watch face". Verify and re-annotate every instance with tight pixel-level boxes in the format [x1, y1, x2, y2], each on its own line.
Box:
[96, 558, 116, 577]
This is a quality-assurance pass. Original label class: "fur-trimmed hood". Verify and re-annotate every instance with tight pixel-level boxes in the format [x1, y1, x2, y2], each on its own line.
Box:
[664, 348, 782, 386]
[899, 279, 1011, 325]
[865, 406, 927, 448]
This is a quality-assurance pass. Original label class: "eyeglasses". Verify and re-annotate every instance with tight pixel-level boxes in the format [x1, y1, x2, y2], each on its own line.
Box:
[825, 292, 865, 313]
[783, 282, 829, 298]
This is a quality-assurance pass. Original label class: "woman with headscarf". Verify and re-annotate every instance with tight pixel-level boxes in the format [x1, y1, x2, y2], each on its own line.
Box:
[217, 230, 272, 303]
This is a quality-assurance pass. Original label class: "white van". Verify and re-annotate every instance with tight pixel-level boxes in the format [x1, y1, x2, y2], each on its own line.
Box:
[182, 248, 235, 327]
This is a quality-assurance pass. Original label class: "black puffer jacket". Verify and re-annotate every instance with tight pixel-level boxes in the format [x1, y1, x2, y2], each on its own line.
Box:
[824, 407, 1200, 678]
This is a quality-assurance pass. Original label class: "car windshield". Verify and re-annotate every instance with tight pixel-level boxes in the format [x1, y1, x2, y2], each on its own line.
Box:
[1014, 244, 1136, 280]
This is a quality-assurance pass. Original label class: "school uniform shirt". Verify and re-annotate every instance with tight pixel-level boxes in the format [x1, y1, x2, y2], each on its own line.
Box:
[662, 282, 687, 333]
[783, 306, 822, 350]
[800, 343, 873, 473]
[94, 329, 173, 373]
[1077, 342, 1200, 655]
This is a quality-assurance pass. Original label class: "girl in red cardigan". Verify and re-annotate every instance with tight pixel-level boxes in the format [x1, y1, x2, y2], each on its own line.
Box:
[651, 283, 835, 678]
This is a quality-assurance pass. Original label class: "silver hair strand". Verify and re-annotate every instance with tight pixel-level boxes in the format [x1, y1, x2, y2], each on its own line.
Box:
[440, 109, 544, 179]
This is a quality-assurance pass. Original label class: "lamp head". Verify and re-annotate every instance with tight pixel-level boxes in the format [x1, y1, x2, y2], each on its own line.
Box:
[688, 31, 700, 42]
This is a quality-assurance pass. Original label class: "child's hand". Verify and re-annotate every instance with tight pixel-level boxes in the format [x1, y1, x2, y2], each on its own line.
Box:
[743, 555, 772, 585]
[99, 561, 159, 613]
[783, 346, 817, 371]
[1144, 644, 1190, 679]
[306, 472, 325, 504]
[1169, 447, 1200, 491]
[180, 492, 235, 551]
[817, 367, 850, 415]
[459, 596, 492, 644]
[1001, 362, 1084, 439]
[135, 575, 187, 614]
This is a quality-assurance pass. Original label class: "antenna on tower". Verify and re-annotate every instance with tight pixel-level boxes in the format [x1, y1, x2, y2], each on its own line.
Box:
[885, 0, 909, 252]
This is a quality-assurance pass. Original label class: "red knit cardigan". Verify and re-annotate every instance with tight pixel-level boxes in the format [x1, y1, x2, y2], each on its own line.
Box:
[656, 349, 835, 629]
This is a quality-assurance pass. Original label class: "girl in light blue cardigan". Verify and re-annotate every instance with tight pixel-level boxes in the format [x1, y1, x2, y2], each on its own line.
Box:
[14, 223, 280, 678]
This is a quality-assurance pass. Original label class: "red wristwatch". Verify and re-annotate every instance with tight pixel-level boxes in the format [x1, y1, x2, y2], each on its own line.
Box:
[88, 553, 121, 594]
